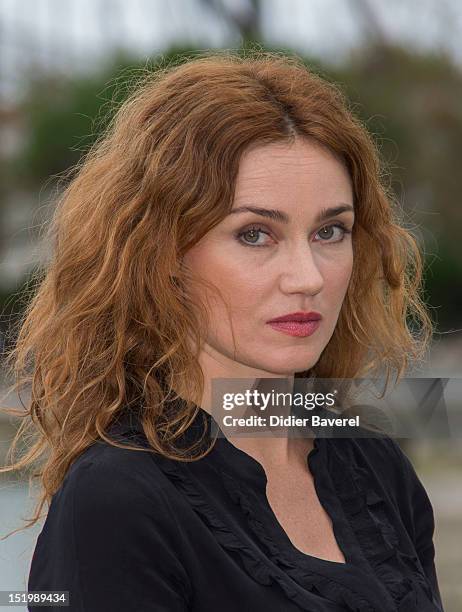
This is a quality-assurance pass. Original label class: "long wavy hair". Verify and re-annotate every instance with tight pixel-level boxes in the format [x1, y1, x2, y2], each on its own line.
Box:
[1, 49, 433, 536]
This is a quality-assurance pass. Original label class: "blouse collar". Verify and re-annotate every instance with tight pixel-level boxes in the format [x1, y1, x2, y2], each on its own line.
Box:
[108, 393, 321, 490]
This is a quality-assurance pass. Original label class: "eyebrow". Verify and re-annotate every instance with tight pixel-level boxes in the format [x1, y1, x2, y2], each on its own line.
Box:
[228, 204, 354, 224]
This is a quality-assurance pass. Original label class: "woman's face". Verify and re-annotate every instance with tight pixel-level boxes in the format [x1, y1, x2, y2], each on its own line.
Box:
[182, 137, 355, 377]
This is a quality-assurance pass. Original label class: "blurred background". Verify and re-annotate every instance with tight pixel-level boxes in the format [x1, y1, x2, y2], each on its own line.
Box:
[0, 0, 461, 610]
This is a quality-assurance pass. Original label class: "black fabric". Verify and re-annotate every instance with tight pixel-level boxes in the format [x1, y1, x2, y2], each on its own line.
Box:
[28, 397, 445, 611]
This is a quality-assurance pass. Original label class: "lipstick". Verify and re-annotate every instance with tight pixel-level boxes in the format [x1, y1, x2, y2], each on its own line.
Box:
[266, 311, 322, 338]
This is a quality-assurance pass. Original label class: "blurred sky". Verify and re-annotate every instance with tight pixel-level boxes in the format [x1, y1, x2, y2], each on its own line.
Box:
[1, 0, 462, 102]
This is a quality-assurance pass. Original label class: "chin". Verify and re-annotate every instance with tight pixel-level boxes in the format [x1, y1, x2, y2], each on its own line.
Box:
[279, 350, 321, 371]
[255, 359, 318, 377]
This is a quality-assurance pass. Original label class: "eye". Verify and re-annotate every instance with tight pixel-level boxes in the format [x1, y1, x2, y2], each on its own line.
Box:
[313, 222, 352, 244]
[235, 225, 273, 248]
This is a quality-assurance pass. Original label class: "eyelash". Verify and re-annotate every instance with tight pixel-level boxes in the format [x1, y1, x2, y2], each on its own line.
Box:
[235, 222, 352, 248]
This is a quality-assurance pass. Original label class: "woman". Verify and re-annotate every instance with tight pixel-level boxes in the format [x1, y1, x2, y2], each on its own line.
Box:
[1, 51, 443, 611]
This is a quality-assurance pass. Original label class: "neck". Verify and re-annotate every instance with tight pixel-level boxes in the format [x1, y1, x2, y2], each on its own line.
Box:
[172, 345, 312, 468]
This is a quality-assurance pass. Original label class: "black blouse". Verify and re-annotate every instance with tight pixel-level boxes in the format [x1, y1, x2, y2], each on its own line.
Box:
[28, 399, 445, 611]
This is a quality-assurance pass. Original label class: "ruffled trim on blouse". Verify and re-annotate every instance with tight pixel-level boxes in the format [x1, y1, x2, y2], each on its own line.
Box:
[156, 441, 388, 612]
[220, 455, 378, 612]
[155, 456, 342, 612]
[327, 442, 443, 612]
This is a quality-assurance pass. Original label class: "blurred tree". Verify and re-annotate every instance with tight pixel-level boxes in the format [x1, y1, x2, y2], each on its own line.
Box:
[348, 0, 390, 46]
[197, 0, 262, 46]
[327, 43, 462, 331]
[12, 51, 144, 188]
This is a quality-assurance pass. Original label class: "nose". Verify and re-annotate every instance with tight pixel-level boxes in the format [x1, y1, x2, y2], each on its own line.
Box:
[279, 244, 324, 296]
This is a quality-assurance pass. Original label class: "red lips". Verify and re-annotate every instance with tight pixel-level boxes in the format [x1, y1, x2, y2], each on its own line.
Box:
[267, 311, 322, 323]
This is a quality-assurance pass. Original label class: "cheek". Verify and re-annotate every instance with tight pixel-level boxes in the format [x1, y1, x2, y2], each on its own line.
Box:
[183, 243, 265, 317]
[322, 255, 353, 302]
[338, 258, 354, 288]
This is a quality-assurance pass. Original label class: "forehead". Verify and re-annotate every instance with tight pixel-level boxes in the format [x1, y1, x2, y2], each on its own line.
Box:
[233, 138, 352, 204]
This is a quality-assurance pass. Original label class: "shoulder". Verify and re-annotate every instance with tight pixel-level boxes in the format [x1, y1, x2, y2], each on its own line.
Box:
[41, 434, 192, 552]
[30, 437, 194, 609]
[67, 438, 161, 485]
[53, 439, 194, 583]
[63, 438, 182, 519]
